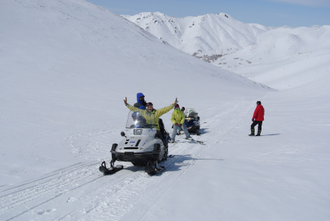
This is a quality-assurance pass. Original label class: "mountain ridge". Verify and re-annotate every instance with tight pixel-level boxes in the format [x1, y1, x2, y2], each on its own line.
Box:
[123, 12, 330, 90]
[123, 12, 269, 56]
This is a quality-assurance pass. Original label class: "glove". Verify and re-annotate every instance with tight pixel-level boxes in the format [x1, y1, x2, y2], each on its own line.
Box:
[252, 119, 255, 122]
[173, 98, 178, 105]
[175, 123, 179, 126]
[124, 97, 128, 106]
[178, 124, 182, 128]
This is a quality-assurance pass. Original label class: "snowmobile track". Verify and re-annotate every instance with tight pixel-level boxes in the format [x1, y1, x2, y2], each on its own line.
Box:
[0, 161, 135, 221]
[0, 133, 208, 221]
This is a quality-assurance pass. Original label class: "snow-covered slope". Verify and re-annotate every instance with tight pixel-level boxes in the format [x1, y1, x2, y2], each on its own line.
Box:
[221, 25, 330, 89]
[1, 1, 329, 221]
[0, 0, 266, 188]
[123, 12, 268, 56]
[124, 12, 330, 90]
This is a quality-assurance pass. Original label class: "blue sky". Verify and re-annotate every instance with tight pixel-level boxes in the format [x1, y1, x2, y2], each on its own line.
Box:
[85, 0, 329, 27]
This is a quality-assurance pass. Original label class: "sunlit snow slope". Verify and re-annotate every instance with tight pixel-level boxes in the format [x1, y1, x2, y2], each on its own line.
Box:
[0, 1, 329, 221]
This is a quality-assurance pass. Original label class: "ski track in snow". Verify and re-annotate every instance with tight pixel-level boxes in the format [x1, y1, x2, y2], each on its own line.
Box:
[0, 97, 262, 221]
[205, 99, 254, 139]
[0, 147, 207, 221]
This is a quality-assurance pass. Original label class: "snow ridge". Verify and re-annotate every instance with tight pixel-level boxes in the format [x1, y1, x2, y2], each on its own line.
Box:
[123, 12, 268, 57]
[124, 12, 330, 90]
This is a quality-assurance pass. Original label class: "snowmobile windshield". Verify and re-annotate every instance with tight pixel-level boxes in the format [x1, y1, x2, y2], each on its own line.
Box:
[126, 111, 157, 129]
[184, 108, 198, 118]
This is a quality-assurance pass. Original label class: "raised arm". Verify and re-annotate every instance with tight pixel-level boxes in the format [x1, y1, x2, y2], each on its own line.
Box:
[124, 97, 139, 111]
[155, 98, 178, 118]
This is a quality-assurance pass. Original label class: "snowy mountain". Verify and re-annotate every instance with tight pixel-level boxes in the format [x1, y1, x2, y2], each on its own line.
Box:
[124, 12, 330, 90]
[123, 12, 268, 57]
[1, 1, 330, 221]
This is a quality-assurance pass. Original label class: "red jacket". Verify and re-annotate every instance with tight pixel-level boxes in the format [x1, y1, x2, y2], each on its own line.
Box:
[252, 105, 264, 121]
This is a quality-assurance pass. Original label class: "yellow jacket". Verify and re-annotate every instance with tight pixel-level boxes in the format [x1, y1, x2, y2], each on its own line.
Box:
[126, 103, 174, 130]
[171, 109, 185, 125]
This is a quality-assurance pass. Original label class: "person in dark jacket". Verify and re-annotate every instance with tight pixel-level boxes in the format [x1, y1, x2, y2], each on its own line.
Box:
[134, 93, 147, 109]
[249, 101, 265, 136]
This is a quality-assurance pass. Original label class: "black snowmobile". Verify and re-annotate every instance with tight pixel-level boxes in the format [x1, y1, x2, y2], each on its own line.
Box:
[184, 108, 201, 135]
[175, 108, 201, 135]
[99, 111, 169, 176]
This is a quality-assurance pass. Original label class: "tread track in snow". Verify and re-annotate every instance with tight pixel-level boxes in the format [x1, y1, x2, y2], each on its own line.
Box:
[0, 141, 207, 221]
[0, 97, 261, 221]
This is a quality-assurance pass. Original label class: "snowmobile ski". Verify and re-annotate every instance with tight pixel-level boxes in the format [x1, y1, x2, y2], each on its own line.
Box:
[145, 161, 166, 176]
[187, 137, 205, 144]
[147, 166, 166, 176]
[99, 161, 124, 175]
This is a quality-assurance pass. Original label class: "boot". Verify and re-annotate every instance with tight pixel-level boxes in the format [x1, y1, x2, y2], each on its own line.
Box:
[256, 130, 261, 136]
[249, 128, 255, 136]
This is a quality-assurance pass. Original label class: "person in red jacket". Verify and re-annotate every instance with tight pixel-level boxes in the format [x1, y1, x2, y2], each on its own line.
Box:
[249, 101, 265, 136]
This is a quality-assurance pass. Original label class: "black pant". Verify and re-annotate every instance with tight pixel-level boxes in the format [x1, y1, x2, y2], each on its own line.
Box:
[251, 121, 263, 131]
[155, 130, 168, 148]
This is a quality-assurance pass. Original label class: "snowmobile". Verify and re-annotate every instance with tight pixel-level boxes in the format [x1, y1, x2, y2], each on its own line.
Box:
[99, 111, 169, 176]
[181, 108, 201, 135]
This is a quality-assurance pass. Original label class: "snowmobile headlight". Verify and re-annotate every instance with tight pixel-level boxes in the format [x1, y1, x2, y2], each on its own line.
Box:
[134, 128, 143, 135]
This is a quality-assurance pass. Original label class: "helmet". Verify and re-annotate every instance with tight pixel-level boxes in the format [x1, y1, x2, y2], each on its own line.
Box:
[132, 111, 140, 120]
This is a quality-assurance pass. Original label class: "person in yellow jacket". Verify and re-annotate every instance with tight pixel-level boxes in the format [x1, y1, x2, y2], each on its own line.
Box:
[124, 97, 177, 147]
[170, 104, 191, 142]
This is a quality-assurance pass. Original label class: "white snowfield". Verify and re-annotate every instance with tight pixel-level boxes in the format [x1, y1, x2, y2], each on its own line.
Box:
[0, 1, 329, 221]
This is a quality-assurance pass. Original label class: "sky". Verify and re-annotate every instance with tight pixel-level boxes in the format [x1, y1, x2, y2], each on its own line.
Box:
[85, 0, 330, 27]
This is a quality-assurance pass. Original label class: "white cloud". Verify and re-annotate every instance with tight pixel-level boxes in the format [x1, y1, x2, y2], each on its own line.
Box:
[267, 0, 330, 7]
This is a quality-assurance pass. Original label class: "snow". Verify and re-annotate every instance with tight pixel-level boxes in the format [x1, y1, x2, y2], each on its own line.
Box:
[0, 0, 329, 220]
[125, 13, 330, 90]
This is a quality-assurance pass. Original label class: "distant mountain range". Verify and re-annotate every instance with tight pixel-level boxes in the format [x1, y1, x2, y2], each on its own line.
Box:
[123, 12, 330, 89]
[123, 12, 268, 59]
